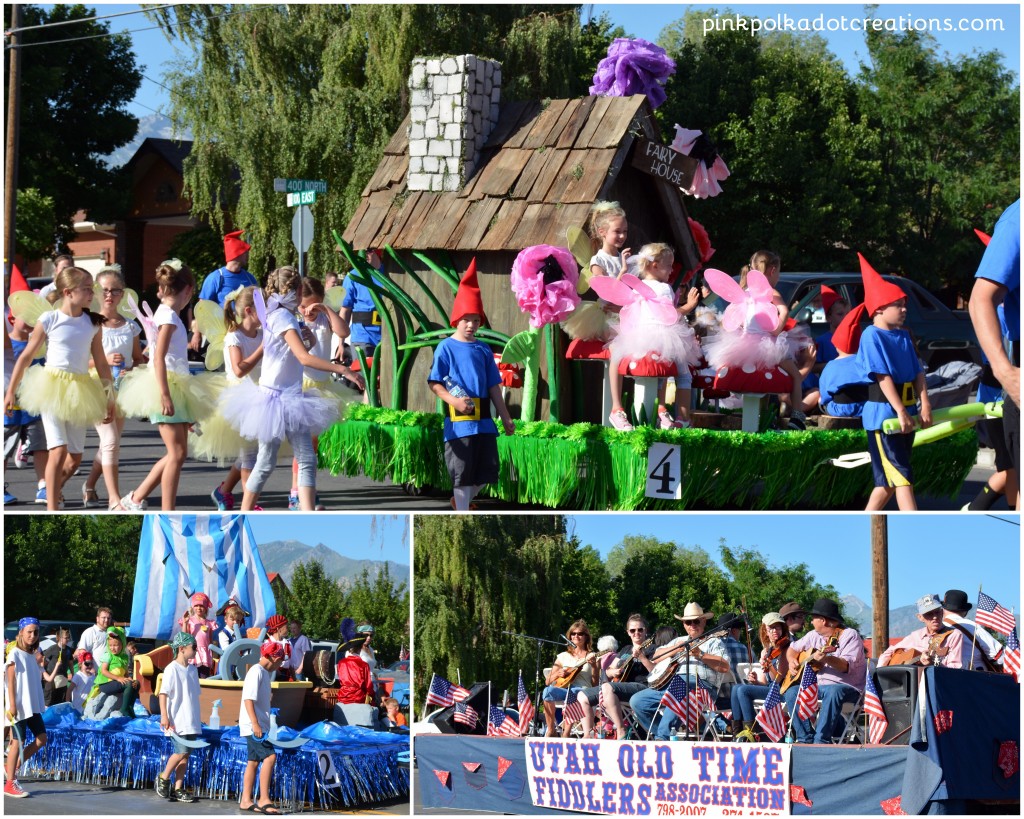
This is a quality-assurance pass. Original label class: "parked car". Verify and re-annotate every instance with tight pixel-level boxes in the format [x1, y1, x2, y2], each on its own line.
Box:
[26, 276, 52, 292]
[775, 273, 981, 369]
[4, 619, 93, 645]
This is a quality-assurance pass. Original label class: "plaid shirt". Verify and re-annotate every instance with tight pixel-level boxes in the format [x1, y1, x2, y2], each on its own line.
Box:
[721, 635, 751, 678]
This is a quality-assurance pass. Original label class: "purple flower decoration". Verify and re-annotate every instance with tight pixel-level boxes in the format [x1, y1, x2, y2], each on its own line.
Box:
[510, 245, 580, 328]
[590, 38, 676, 109]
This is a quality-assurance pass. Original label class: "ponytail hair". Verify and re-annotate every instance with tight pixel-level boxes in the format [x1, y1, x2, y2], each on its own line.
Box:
[265, 266, 301, 300]
[587, 200, 626, 241]
[224, 285, 256, 332]
[51, 267, 106, 326]
[155, 259, 195, 296]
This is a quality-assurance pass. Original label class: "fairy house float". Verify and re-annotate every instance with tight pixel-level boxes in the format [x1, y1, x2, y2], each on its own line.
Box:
[324, 50, 976, 510]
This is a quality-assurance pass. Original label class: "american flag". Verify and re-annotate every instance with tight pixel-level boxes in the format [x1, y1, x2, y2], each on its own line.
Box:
[454, 701, 479, 729]
[487, 706, 519, 737]
[863, 670, 888, 744]
[660, 676, 714, 732]
[976, 592, 1017, 636]
[425, 674, 471, 708]
[755, 680, 786, 742]
[1003, 627, 1020, 682]
[517, 673, 535, 736]
[796, 664, 819, 720]
[562, 690, 586, 727]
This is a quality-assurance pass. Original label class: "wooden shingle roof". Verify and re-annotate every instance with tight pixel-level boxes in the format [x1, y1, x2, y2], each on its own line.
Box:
[343, 95, 653, 252]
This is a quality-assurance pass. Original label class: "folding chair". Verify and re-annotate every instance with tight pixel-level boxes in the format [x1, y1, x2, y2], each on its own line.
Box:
[832, 690, 865, 744]
[700, 669, 737, 741]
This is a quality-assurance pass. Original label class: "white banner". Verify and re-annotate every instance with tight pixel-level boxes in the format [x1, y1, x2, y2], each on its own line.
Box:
[526, 740, 790, 816]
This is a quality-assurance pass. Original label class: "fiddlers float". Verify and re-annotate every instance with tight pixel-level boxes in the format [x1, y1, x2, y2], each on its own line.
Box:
[317, 52, 980, 510]
[23, 516, 408, 811]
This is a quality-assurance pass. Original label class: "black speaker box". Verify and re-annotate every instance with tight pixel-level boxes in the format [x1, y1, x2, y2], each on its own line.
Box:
[430, 682, 494, 735]
[873, 665, 919, 745]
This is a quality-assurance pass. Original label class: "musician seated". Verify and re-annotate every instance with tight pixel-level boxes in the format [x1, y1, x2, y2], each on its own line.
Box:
[542, 620, 598, 738]
[878, 594, 963, 669]
[629, 602, 730, 741]
[779, 601, 807, 640]
[941, 589, 1003, 671]
[731, 612, 790, 740]
[578, 615, 658, 739]
[783, 597, 865, 744]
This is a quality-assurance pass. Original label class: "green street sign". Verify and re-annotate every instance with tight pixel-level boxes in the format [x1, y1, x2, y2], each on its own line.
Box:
[286, 190, 317, 206]
[273, 178, 327, 194]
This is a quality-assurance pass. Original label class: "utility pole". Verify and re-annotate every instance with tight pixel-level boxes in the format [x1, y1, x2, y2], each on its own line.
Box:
[870, 515, 889, 659]
[4, 3, 23, 300]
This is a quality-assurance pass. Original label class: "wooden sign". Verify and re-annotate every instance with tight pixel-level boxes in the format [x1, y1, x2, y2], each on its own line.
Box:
[631, 138, 698, 189]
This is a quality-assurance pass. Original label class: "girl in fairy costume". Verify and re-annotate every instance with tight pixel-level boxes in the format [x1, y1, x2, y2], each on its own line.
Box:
[177, 592, 217, 678]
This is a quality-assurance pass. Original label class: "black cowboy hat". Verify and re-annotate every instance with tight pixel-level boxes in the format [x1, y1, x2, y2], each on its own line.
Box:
[941, 590, 972, 613]
[808, 598, 844, 625]
[715, 612, 745, 631]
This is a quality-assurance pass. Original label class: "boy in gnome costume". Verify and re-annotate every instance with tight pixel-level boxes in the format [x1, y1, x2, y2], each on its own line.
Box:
[428, 260, 515, 511]
[817, 306, 869, 418]
[190, 229, 259, 351]
[849, 253, 931, 511]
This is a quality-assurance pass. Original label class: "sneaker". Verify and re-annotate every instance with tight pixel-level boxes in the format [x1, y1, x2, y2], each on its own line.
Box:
[120, 491, 146, 512]
[35, 486, 47, 504]
[82, 484, 103, 509]
[252, 505, 264, 511]
[608, 410, 634, 431]
[3, 485, 16, 505]
[287, 490, 300, 511]
[171, 789, 196, 803]
[4, 779, 28, 798]
[787, 410, 808, 431]
[155, 775, 171, 799]
[13, 444, 28, 468]
[211, 483, 235, 511]
[657, 409, 683, 430]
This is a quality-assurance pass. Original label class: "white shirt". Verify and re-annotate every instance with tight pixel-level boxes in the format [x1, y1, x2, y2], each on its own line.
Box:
[100, 319, 142, 366]
[287, 634, 312, 672]
[224, 328, 263, 383]
[660, 634, 728, 690]
[39, 310, 99, 373]
[69, 669, 95, 713]
[302, 313, 334, 384]
[590, 249, 639, 279]
[78, 624, 110, 666]
[4, 647, 45, 722]
[944, 612, 1004, 669]
[154, 304, 190, 376]
[259, 308, 304, 392]
[161, 659, 202, 735]
[238, 663, 272, 737]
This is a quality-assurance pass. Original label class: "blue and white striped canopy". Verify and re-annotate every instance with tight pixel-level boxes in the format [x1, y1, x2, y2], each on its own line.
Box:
[129, 515, 276, 640]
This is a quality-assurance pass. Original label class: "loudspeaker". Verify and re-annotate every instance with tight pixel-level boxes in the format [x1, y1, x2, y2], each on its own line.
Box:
[429, 682, 493, 735]
[873, 665, 919, 745]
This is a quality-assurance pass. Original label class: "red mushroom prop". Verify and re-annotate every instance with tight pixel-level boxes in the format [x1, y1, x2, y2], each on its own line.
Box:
[711, 364, 794, 432]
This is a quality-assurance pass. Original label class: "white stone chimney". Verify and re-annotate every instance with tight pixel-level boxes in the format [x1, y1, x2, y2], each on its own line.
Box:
[407, 54, 501, 192]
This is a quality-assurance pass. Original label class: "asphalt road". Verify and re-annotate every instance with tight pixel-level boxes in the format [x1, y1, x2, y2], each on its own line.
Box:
[1, 418, 1004, 512]
[3, 777, 409, 815]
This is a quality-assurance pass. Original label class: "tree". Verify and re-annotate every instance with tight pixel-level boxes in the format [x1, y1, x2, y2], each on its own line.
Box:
[342, 565, 409, 667]
[279, 559, 345, 642]
[3, 4, 141, 247]
[146, 4, 611, 277]
[14, 188, 56, 259]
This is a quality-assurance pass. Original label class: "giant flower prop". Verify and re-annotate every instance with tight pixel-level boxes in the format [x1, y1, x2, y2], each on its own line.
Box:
[509, 245, 580, 329]
[590, 38, 676, 109]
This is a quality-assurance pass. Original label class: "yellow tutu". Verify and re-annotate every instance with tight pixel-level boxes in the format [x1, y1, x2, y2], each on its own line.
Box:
[17, 366, 109, 425]
[562, 301, 614, 341]
[190, 412, 250, 465]
[303, 374, 361, 413]
[117, 366, 220, 423]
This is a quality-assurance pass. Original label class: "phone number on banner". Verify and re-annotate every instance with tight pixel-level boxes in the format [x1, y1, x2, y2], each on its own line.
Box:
[525, 740, 790, 816]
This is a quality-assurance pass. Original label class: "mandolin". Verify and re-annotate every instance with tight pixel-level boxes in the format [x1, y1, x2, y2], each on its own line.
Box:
[780, 628, 842, 694]
[552, 649, 614, 688]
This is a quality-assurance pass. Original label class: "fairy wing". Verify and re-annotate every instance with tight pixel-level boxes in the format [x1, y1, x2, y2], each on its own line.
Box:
[90, 284, 141, 320]
[124, 292, 158, 352]
[252, 287, 269, 329]
[194, 299, 226, 371]
[7, 291, 51, 357]
[588, 274, 639, 307]
[324, 285, 346, 312]
[566, 226, 595, 295]
[745, 269, 775, 303]
[743, 269, 781, 332]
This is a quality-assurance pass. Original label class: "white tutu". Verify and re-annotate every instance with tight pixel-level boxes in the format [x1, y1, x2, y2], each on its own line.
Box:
[606, 320, 702, 369]
[219, 379, 340, 443]
[703, 327, 792, 371]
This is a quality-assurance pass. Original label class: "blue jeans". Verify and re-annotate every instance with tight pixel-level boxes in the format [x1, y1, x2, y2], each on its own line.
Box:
[782, 682, 859, 743]
[629, 675, 699, 740]
[541, 684, 583, 703]
[730, 683, 770, 723]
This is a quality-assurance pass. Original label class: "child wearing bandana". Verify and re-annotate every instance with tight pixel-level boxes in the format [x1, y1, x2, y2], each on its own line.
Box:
[4, 617, 47, 798]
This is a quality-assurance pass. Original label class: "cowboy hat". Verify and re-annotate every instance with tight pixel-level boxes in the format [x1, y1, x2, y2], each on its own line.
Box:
[808, 598, 844, 625]
[941, 590, 971, 613]
[778, 602, 806, 619]
[673, 602, 714, 624]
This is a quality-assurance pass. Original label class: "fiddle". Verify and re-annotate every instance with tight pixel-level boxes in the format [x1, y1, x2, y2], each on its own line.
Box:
[755, 637, 790, 683]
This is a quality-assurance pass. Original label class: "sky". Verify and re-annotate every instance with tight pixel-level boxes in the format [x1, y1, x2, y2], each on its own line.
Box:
[246, 514, 410, 566]
[40, 2, 1021, 120]
[566, 513, 1021, 612]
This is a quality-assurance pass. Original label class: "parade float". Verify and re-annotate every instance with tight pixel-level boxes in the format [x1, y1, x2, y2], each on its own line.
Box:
[23, 515, 409, 811]
[317, 48, 980, 510]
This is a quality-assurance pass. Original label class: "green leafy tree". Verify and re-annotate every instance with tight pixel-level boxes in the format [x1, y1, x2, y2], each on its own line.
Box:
[558, 541, 615, 637]
[342, 565, 409, 666]
[4, 4, 141, 247]
[279, 559, 345, 641]
[14, 188, 57, 259]
[166, 225, 225, 292]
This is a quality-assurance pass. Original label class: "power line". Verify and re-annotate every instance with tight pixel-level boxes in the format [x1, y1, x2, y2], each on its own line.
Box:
[4, 4, 177, 36]
[985, 515, 1020, 527]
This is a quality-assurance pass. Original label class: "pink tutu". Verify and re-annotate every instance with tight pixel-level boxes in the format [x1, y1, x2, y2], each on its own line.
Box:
[607, 319, 701, 369]
[219, 379, 340, 443]
[703, 327, 791, 372]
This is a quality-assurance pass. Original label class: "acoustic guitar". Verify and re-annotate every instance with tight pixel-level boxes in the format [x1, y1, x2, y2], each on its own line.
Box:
[614, 636, 656, 683]
[780, 628, 842, 694]
[646, 641, 706, 690]
[885, 630, 955, 667]
[552, 649, 614, 688]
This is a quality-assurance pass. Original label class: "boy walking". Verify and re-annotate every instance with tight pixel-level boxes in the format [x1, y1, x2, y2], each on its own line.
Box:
[849, 254, 931, 510]
[428, 260, 515, 511]
[156, 632, 202, 803]
[238, 641, 286, 814]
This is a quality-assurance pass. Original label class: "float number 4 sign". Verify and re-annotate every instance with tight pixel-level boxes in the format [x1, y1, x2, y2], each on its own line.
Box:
[646, 443, 682, 499]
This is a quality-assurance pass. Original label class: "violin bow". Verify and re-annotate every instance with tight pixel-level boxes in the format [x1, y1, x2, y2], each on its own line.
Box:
[740, 596, 755, 664]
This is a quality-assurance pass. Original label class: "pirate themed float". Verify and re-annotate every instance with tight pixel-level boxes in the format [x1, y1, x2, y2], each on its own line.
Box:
[319, 44, 981, 510]
[23, 515, 408, 811]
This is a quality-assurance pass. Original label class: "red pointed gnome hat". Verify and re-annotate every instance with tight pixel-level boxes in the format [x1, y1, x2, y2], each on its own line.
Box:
[831, 304, 865, 354]
[858, 252, 906, 315]
[223, 229, 251, 263]
[449, 258, 487, 327]
[974, 228, 992, 247]
[820, 285, 841, 316]
[8, 262, 30, 294]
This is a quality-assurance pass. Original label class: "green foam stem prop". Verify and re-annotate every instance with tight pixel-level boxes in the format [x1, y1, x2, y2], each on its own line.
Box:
[881, 401, 1001, 433]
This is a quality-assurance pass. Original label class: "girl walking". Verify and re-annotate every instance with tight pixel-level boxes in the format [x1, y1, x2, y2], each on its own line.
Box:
[4, 618, 47, 798]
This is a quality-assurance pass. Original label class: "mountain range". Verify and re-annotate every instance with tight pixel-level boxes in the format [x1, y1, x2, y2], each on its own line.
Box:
[258, 539, 409, 592]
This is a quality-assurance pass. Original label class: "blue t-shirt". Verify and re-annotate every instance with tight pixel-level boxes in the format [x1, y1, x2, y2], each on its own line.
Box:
[974, 198, 1020, 343]
[342, 268, 384, 346]
[199, 267, 258, 307]
[428, 336, 501, 441]
[815, 330, 839, 364]
[855, 325, 922, 430]
[819, 355, 867, 417]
